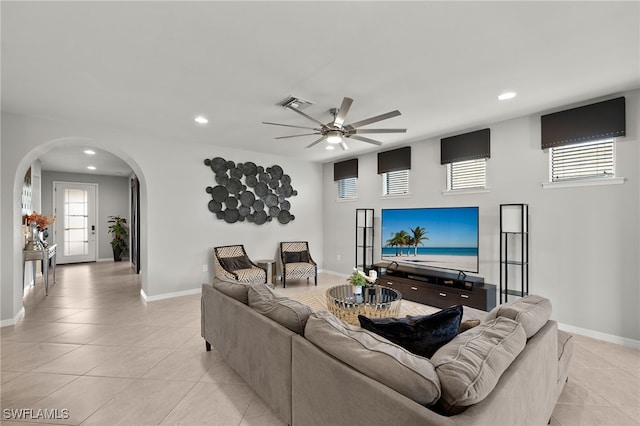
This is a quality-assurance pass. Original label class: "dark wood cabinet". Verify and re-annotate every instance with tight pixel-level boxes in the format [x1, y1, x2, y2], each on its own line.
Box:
[374, 262, 496, 311]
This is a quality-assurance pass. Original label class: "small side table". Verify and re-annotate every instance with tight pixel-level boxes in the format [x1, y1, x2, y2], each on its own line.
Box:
[256, 259, 276, 284]
[23, 244, 57, 295]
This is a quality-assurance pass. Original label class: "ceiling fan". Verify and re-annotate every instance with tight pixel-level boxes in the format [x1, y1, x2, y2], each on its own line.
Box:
[263, 97, 406, 151]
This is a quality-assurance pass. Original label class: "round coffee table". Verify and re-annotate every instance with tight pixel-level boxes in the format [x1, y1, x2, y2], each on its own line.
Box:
[326, 284, 402, 325]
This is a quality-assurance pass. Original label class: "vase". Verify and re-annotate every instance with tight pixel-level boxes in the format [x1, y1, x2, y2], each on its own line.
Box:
[353, 285, 362, 295]
[24, 223, 43, 251]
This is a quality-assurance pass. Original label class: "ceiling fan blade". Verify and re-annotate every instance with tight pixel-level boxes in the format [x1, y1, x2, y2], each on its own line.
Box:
[333, 97, 353, 127]
[340, 141, 349, 151]
[346, 110, 401, 129]
[349, 135, 384, 146]
[351, 128, 407, 134]
[262, 121, 319, 130]
[306, 136, 327, 148]
[286, 106, 330, 129]
[275, 133, 322, 140]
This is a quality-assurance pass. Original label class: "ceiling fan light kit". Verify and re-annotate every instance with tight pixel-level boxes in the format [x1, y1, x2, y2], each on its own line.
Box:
[326, 131, 343, 144]
[264, 96, 406, 151]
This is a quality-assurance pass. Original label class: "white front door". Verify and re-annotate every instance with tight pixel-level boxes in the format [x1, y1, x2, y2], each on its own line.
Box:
[54, 182, 97, 264]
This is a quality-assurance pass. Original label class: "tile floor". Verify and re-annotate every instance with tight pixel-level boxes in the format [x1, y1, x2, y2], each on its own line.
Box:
[1, 262, 638, 425]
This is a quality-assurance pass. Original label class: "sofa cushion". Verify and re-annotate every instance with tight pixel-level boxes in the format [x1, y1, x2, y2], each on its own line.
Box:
[219, 255, 253, 272]
[486, 294, 552, 338]
[248, 283, 312, 335]
[304, 311, 441, 406]
[431, 317, 526, 414]
[212, 276, 252, 304]
[358, 305, 463, 358]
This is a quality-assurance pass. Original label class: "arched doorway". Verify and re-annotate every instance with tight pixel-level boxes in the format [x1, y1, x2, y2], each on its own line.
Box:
[4, 137, 148, 326]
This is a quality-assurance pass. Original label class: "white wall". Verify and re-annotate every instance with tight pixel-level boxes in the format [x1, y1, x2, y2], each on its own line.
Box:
[41, 171, 130, 260]
[323, 90, 639, 343]
[1, 112, 324, 323]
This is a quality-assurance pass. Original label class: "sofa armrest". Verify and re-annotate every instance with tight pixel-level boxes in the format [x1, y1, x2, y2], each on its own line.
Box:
[452, 320, 560, 425]
[201, 283, 293, 424]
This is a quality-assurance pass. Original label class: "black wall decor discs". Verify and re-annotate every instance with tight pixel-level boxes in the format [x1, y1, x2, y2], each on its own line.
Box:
[204, 157, 297, 225]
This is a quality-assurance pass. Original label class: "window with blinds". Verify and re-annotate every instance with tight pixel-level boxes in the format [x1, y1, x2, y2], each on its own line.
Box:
[446, 158, 486, 191]
[382, 169, 409, 196]
[337, 177, 357, 199]
[549, 138, 615, 182]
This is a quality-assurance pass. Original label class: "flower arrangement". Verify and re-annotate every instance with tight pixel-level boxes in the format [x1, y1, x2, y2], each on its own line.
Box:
[25, 212, 56, 229]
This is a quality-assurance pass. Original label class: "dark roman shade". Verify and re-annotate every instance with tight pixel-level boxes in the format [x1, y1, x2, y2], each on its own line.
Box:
[541, 97, 626, 149]
[377, 146, 411, 174]
[333, 158, 358, 181]
[440, 128, 490, 164]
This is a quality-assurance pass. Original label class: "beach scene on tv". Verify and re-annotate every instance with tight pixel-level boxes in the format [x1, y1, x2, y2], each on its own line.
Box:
[381, 207, 479, 273]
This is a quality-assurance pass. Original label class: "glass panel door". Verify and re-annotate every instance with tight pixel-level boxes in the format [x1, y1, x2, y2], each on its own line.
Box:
[54, 182, 97, 264]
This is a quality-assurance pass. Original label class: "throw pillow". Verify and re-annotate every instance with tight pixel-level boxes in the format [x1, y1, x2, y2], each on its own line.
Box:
[358, 305, 463, 358]
[283, 252, 301, 263]
[220, 256, 252, 271]
[458, 319, 481, 334]
[298, 250, 310, 262]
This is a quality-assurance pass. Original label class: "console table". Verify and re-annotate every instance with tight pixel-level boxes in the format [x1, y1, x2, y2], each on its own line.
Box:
[23, 244, 57, 295]
[373, 262, 496, 311]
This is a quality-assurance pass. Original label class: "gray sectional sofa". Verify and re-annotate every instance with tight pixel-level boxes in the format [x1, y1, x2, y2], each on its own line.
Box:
[201, 277, 573, 426]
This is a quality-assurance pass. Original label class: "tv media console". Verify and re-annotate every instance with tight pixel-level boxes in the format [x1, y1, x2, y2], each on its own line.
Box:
[373, 262, 496, 311]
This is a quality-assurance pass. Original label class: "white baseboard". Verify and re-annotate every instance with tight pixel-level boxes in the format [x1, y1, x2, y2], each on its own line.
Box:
[140, 287, 201, 302]
[558, 322, 640, 350]
[0, 307, 25, 328]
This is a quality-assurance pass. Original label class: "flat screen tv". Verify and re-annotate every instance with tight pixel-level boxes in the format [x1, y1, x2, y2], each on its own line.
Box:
[381, 206, 479, 274]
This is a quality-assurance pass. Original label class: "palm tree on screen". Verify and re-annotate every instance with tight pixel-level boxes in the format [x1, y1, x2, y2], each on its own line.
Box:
[387, 230, 411, 256]
[409, 226, 429, 256]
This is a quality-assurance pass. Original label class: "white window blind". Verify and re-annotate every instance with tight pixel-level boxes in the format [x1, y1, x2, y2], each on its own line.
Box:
[337, 177, 357, 199]
[382, 169, 409, 196]
[446, 158, 486, 191]
[549, 139, 614, 183]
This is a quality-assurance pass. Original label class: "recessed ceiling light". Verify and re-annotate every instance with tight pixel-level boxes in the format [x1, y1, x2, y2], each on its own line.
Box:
[498, 92, 517, 101]
[87, 166, 96, 170]
[84, 149, 96, 155]
[325, 145, 335, 150]
[194, 115, 209, 125]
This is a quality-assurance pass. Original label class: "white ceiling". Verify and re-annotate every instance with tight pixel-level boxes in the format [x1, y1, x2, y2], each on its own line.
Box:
[2, 1, 639, 175]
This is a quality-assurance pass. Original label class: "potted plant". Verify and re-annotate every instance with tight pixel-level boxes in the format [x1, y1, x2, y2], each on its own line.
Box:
[348, 268, 367, 294]
[107, 215, 128, 261]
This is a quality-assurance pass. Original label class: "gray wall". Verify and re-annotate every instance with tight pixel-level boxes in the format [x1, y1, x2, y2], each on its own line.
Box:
[323, 90, 639, 343]
[41, 171, 130, 260]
